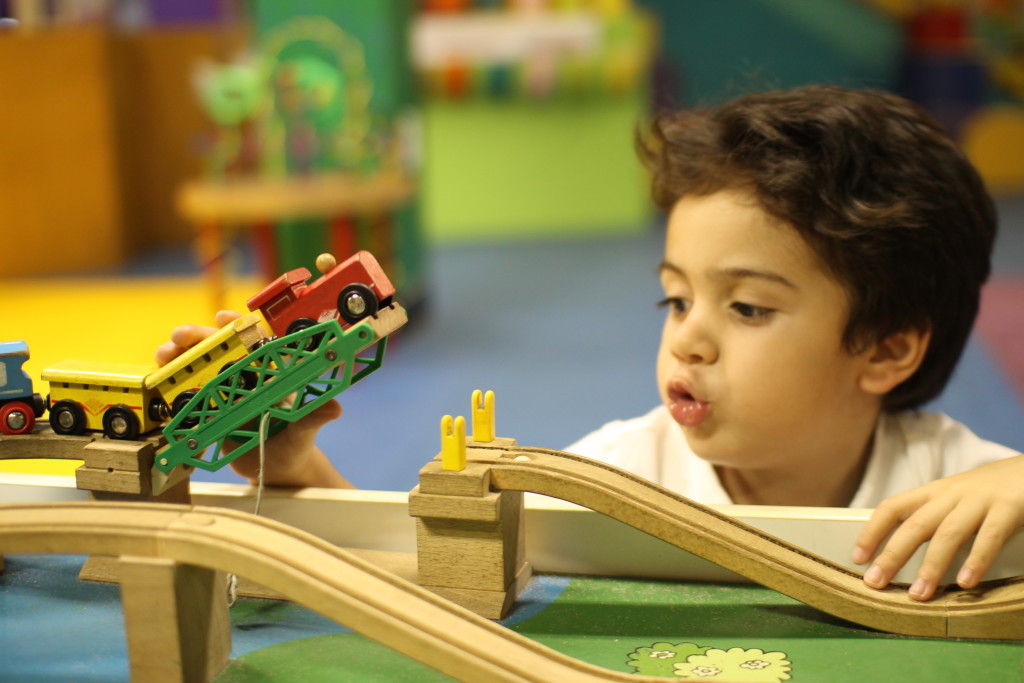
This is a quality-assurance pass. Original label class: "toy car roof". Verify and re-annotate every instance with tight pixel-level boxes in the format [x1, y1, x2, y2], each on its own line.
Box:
[247, 266, 312, 310]
[0, 341, 30, 359]
[304, 250, 395, 299]
[41, 360, 156, 388]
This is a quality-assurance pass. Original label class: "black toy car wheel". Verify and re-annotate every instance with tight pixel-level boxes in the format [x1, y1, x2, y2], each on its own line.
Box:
[103, 405, 140, 441]
[50, 400, 86, 436]
[338, 283, 378, 325]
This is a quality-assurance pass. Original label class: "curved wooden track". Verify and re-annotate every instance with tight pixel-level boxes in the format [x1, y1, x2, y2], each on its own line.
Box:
[469, 444, 1024, 640]
[0, 502, 676, 683]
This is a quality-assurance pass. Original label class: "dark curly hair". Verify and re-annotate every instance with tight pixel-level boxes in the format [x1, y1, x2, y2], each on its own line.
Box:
[638, 85, 996, 411]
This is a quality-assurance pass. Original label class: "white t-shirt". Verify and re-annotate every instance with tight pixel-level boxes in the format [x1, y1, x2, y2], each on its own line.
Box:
[565, 406, 1019, 507]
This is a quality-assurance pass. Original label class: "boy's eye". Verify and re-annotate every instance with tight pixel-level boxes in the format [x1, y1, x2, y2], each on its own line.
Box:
[731, 302, 773, 320]
[657, 297, 690, 315]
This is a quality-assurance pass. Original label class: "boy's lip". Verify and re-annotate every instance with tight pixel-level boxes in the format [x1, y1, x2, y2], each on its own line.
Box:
[666, 378, 711, 428]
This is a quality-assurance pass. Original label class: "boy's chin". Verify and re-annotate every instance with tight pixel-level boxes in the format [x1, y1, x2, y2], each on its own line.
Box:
[680, 431, 746, 469]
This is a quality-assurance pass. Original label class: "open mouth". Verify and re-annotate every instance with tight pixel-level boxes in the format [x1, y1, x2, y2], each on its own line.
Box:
[667, 385, 711, 428]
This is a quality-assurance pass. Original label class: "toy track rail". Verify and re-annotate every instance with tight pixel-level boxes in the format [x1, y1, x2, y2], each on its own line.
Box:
[0, 502, 680, 683]
[465, 442, 1024, 640]
[156, 305, 406, 473]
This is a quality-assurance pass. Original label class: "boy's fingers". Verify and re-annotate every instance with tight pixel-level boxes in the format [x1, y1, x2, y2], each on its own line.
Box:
[315, 399, 343, 423]
[854, 493, 921, 564]
[157, 321, 227, 365]
[295, 400, 343, 432]
[214, 309, 273, 341]
[908, 502, 987, 601]
[157, 314, 243, 366]
[958, 505, 1024, 589]
[862, 502, 953, 590]
[853, 514, 897, 565]
[155, 342, 184, 366]
[214, 309, 243, 327]
[169, 323, 220, 348]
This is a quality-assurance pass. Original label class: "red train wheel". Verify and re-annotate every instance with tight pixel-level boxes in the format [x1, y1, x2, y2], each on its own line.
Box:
[0, 401, 35, 435]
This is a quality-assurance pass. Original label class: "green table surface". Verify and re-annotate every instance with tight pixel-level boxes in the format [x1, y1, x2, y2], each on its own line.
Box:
[2, 554, 1022, 682]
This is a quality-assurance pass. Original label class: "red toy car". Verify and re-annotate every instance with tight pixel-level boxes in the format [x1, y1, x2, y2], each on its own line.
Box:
[247, 250, 396, 340]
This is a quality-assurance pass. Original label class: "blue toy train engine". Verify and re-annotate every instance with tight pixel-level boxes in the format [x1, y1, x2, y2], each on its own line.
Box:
[0, 341, 47, 435]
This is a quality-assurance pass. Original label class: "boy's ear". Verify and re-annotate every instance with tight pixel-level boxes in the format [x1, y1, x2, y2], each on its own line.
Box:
[858, 327, 931, 396]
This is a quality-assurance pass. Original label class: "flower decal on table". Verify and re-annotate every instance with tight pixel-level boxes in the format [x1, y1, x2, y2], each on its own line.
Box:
[740, 659, 772, 670]
[627, 643, 791, 681]
[675, 647, 791, 681]
[687, 664, 724, 677]
[626, 642, 711, 677]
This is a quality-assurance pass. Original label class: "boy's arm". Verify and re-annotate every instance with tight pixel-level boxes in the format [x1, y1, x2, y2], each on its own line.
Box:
[155, 310, 351, 489]
[225, 398, 352, 488]
[853, 455, 1024, 601]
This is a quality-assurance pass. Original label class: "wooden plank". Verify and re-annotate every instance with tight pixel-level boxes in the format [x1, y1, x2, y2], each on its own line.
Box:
[408, 487, 504, 522]
[5, 473, 1024, 586]
[76, 466, 144, 495]
[0, 427, 99, 460]
[418, 460, 492, 496]
[81, 439, 158, 471]
[0, 426, 164, 464]
[427, 561, 533, 620]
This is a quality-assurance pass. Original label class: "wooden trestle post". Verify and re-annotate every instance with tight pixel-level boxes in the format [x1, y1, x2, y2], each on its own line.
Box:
[118, 556, 231, 682]
[77, 434, 193, 584]
[409, 438, 532, 619]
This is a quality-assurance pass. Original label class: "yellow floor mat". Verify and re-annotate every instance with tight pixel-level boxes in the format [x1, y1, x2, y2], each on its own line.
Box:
[0, 274, 262, 475]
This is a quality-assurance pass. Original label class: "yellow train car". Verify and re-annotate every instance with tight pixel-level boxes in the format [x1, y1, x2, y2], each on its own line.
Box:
[144, 313, 265, 419]
[42, 361, 164, 441]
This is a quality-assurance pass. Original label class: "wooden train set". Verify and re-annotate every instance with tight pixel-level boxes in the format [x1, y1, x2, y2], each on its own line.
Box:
[7, 425, 1024, 682]
[0, 250, 404, 496]
[4, 250, 1024, 682]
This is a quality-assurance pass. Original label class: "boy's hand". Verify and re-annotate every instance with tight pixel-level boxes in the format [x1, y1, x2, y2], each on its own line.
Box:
[155, 309, 243, 366]
[226, 398, 350, 488]
[853, 455, 1024, 601]
[154, 310, 351, 488]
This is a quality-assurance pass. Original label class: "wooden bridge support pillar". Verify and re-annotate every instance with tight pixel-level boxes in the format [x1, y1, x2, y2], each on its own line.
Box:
[77, 435, 193, 584]
[409, 448, 531, 619]
[77, 434, 191, 503]
[119, 556, 231, 683]
[0, 428, 192, 579]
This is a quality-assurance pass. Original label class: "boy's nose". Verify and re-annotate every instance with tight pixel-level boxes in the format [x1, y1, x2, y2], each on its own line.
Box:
[670, 313, 718, 365]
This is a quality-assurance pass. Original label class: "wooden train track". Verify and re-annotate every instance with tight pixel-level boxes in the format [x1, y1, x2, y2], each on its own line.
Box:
[464, 443, 1024, 640]
[0, 502, 680, 683]
[6, 443, 1024, 680]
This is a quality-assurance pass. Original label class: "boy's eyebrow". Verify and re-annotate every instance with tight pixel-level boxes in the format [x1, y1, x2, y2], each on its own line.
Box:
[658, 260, 683, 276]
[659, 260, 798, 289]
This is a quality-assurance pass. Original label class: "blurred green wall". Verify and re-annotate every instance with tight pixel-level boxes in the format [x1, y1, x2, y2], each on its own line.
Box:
[639, 0, 901, 107]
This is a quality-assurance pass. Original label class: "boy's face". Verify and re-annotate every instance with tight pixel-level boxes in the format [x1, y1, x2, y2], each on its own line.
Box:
[657, 191, 881, 473]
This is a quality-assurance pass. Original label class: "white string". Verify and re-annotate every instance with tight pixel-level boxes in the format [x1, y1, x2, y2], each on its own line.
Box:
[226, 573, 239, 607]
[254, 411, 271, 517]
[227, 411, 272, 607]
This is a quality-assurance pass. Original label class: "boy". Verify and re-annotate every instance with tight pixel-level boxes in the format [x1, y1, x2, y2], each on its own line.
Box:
[566, 85, 1024, 602]
[158, 85, 1024, 602]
